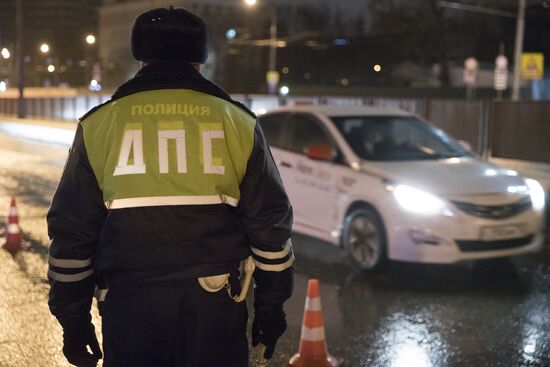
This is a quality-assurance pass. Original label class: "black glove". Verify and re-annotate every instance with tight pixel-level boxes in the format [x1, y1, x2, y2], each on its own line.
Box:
[252, 307, 287, 360]
[62, 316, 102, 367]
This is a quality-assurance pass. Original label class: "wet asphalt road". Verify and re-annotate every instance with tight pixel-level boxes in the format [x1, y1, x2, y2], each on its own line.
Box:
[0, 130, 549, 367]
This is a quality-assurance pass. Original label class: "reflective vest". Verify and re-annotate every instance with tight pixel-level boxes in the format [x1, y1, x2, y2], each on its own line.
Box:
[82, 89, 255, 210]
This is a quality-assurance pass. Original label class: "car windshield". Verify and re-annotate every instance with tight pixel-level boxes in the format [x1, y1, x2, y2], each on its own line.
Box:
[331, 115, 470, 161]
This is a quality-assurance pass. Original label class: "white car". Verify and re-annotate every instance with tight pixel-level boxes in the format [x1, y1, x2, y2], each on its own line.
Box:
[258, 105, 546, 271]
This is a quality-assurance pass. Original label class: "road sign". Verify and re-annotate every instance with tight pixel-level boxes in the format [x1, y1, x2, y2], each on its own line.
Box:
[494, 69, 508, 91]
[463, 57, 478, 86]
[521, 53, 544, 80]
[495, 55, 508, 69]
[494, 55, 508, 91]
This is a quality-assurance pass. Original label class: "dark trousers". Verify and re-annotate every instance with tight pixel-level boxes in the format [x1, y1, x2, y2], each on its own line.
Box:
[102, 280, 248, 367]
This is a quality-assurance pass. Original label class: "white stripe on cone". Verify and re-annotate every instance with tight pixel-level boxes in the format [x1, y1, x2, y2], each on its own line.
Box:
[9, 206, 17, 217]
[300, 326, 326, 342]
[7, 223, 20, 234]
[305, 296, 322, 312]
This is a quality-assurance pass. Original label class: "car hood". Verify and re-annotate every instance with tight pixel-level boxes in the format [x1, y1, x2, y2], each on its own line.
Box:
[361, 157, 529, 198]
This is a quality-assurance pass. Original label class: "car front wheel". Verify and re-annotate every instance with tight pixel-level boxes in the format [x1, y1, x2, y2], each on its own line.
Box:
[342, 207, 387, 272]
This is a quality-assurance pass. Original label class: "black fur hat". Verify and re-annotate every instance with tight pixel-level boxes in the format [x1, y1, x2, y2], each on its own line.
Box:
[131, 7, 208, 63]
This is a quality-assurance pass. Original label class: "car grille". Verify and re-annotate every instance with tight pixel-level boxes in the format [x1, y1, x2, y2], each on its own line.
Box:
[452, 197, 532, 219]
[456, 235, 534, 252]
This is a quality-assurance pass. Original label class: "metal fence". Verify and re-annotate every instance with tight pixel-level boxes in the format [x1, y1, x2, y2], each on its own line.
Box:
[0, 94, 548, 163]
[363, 98, 488, 154]
[0, 95, 110, 122]
[491, 102, 550, 164]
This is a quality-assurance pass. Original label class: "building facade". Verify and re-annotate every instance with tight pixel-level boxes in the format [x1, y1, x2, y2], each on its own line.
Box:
[98, 0, 369, 92]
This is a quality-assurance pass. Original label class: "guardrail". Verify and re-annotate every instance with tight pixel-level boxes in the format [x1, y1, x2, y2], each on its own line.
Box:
[1, 94, 549, 165]
[0, 94, 110, 122]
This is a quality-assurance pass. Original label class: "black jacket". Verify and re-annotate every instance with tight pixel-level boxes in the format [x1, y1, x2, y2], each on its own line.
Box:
[47, 62, 294, 327]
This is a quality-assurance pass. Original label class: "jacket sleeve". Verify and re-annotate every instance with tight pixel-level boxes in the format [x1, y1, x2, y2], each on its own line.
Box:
[237, 123, 294, 311]
[47, 124, 107, 327]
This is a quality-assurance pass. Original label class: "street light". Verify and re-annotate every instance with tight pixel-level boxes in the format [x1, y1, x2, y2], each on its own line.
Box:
[90, 79, 102, 92]
[84, 34, 97, 86]
[47, 64, 55, 73]
[16, 0, 25, 118]
[40, 43, 50, 54]
[243, 0, 278, 94]
[1, 48, 10, 59]
[226, 29, 237, 40]
[86, 34, 96, 45]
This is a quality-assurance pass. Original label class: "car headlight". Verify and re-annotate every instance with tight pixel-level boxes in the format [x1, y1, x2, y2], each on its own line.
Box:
[390, 184, 452, 216]
[525, 178, 546, 212]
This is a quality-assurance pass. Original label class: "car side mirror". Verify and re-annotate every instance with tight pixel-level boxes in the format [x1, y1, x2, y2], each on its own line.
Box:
[305, 144, 335, 161]
[458, 140, 473, 152]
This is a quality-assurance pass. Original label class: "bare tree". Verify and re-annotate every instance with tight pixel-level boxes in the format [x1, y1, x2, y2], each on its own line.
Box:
[368, 0, 516, 86]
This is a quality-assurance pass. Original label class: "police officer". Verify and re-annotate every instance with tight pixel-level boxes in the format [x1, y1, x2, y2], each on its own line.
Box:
[47, 7, 294, 367]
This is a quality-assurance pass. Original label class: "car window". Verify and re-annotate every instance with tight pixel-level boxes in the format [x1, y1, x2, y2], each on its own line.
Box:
[258, 113, 289, 149]
[287, 114, 335, 155]
[392, 119, 451, 153]
[331, 115, 469, 161]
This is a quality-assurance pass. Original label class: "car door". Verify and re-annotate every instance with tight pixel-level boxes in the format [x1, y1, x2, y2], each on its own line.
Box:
[283, 113, 340, 234]
[257, 112, 297, 207]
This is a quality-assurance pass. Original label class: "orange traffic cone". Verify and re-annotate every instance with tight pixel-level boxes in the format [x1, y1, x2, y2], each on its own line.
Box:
[286, 278, 342, 367]
[3, 197, 22, 256]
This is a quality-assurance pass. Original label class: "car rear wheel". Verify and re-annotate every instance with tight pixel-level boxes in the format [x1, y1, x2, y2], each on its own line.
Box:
[342, 207, 387, 272]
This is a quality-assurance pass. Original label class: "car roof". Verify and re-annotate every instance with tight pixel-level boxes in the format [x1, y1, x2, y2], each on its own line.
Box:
[263, 105, 415, 117]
